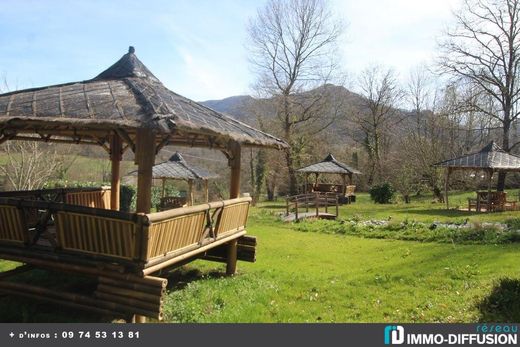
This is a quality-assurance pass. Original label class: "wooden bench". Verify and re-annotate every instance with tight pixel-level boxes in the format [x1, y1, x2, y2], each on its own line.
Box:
[345, 185, 356, 203]
[157, 196, 187, 211]
[468, 191, 517, 212]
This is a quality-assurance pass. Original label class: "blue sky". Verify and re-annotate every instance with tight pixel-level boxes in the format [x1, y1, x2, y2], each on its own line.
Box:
[0, 0, 461, 101]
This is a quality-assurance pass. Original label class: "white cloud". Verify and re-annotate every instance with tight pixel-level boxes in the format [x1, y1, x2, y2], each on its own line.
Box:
[334, 0, 462, 80]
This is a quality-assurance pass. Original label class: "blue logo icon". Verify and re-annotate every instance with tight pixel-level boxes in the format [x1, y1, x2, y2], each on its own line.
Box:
[384, 325, 405, 345]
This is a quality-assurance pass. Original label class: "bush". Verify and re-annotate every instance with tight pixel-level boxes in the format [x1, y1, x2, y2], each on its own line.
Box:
[369, 183, 395, 204]
[120, 185, 136, 212]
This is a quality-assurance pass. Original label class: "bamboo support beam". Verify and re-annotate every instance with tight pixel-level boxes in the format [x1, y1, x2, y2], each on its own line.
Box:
[135, 129, 156, 214]
[226, 239, 238, 276]
[161, 178, 166, 198]
[226, 141, 241, 275]
[110, 134, 122, 211]
[228, 141, 241, 199]
[188, 179, 194, 206]
[0, 281, 162, 319]
[445, 168, 451, 209]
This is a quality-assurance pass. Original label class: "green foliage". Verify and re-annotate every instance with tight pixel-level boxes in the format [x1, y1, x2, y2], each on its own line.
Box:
[294, 218, 520, 245]
[151, 185, 180, 210]
[369, 182, 395, 204]
[43, 180, 104, 189]
[120, 185, 136, 212]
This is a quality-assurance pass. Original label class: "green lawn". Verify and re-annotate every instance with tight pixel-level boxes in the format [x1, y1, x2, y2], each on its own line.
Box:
[1, 191, 520, 322]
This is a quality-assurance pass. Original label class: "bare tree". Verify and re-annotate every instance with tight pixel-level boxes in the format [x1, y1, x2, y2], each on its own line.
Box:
[0, 142, 66, 190]
[247, 0, 344, 195]
[439, 0, 520, 190]
[354, 66, 404, 184]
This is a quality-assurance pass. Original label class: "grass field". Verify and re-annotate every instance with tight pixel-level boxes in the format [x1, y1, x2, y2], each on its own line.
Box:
[1, 191, 520, 323]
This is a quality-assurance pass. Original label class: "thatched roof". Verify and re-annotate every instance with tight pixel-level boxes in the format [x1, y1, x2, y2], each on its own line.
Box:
[0, 47, 286, 150]
[434, 141, 520, 171]
[297, 154, 361, 175]
[150, 152, 218, 181]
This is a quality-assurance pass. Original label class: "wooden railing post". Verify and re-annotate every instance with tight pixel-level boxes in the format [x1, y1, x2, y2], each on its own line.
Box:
[226, 141, 241, 275]
[226, 239, 238, 275]
[325, 195, 329, 214]
[295, 200, 299, 221]
[134, 128, 156, 323]
[110, 133, 122, 211]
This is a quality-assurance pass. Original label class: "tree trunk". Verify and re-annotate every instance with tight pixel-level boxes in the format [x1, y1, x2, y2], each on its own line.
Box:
[285, 147, 298, 196]
[497, 119, 511, 191]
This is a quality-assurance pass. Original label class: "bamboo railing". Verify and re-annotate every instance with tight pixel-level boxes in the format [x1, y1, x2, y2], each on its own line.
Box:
[0, 196, 252, 268]
[144, 197, 252, 262]
[0, 187, 110, 204]
[0, 196, 253, 321]
[65, 188, 111, 209]
[0, 205, 29, 245]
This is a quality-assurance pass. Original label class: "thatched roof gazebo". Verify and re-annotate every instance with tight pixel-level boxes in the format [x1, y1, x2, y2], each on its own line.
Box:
[0, 47, 287, 322]
[434, 141, 520, 209]
[150, 152, 218, 205]
[0, 46, 286, 212]
[297, 154, 361, 199]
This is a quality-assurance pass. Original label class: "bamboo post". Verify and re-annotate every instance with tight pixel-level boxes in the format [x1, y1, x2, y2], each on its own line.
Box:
[325, 197, 328, 214]
[161, 178, 166, 198]
[226, 141, 241, 275]
[342, 174, 347, 198]
[204, 179, 209, 202]
[228, 141, 241, 199]
[487, 170, 493, 212]
[445, 168, 451, 209]
[110, 134, 122, 211]
[133, 128, 156, 323]
[315, 193, 319, 217]
[188, 179, 194, 206]
[135, 129, 156, 214]
[226, 239, 238, 275]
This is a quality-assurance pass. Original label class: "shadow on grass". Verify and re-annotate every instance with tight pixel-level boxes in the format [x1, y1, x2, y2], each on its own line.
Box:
[477, 278, 520, 322]
[0, 269, 114, 323]
[165, 267, 227, 291]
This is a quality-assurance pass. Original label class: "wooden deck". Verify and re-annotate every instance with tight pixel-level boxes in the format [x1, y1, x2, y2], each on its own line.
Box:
[0, 187, 256, 320]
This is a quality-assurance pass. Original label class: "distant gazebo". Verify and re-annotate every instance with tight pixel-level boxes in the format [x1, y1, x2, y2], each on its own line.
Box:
[151, 152, 218, 205]
[297, 154, 361, 201]
[435, 141, 520, 209]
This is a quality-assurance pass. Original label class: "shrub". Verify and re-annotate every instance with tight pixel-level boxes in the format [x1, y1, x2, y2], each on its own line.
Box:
[120, 185, 136, 212]
[369, 183, 395, 204]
